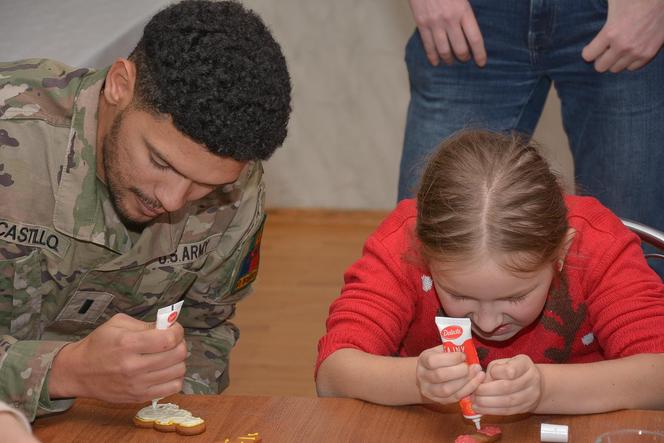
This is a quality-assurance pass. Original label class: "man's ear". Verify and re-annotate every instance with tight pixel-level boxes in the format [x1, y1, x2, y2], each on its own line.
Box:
[102, 58, 137, 109]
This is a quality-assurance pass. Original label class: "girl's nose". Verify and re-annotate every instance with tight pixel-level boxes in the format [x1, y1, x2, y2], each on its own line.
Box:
[473, 303, 502, 334]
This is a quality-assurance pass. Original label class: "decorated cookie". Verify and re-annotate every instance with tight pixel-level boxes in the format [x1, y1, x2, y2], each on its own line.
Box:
[133, 403, 206, 436]
[454, 425, 502, 443]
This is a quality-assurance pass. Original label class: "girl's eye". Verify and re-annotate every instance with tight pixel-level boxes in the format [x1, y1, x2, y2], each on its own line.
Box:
[507, 294, 528, 304]
[449, 293, 470, 301]
[150, 155, 170, 171]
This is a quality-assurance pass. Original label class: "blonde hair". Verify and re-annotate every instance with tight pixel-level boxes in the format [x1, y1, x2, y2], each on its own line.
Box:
[416, 130, 568, 272]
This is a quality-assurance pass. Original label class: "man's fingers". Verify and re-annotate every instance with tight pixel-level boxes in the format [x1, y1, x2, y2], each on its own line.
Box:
[122, 323, 185, 354]
[447, 25, 470, 62]
[134, 376, 186, 403]
[419, 27, 440, 66]
[582, 30, 609, 62]
[593, 46, 621, 73]
[133, 340, 188, 372]
[627, 58, 648, 71]
[108, 312, 153, 331]
[431, 27, 453, 65]
[609, 54, 636, 73]
[142, 360, 187, 387]
[461, 14, 486, 66]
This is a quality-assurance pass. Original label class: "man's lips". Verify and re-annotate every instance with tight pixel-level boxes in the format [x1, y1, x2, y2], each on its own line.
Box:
[138, 198, 163, 217]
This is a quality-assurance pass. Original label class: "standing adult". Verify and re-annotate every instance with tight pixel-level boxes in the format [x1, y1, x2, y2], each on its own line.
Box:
[0, 0, 291, 421]
[398, 0, 664, 274]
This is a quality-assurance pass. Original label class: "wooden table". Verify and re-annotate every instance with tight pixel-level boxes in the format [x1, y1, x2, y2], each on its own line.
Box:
[33, 395, 664, 442]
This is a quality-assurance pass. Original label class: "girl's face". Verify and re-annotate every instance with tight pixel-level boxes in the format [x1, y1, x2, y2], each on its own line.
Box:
[430, 256, 556, 342]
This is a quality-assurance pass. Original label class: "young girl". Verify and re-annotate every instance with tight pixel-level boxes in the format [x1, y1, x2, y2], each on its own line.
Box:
[315, 130, 664, 415]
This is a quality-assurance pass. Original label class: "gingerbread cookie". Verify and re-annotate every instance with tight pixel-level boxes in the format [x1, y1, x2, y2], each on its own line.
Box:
[454, 425, 502, 443]
[133, 403, 206, 436]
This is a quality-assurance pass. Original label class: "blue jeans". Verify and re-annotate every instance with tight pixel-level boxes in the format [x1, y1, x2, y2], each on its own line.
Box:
[399, 0, 664, 276]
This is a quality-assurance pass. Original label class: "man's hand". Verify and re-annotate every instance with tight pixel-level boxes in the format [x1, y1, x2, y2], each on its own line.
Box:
[49, 313, 187, 403]
[408, 0, 486, 67]
[0, 411, 40, 443]
[472, 354, 542, 415]
[416, 345, 485, 404]
[582, 0, 664, 73]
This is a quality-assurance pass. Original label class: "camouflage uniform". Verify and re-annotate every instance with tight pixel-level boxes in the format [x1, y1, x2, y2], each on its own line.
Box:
[0, 59, 266, 421]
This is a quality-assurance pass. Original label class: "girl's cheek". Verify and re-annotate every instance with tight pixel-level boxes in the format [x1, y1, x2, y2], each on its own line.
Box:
[439, 298, 470, 317]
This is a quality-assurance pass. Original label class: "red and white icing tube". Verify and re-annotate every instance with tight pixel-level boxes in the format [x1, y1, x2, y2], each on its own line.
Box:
[435, 316, 482, 430]
[156, 300, 184, 330]
[152, 300, 184, 408]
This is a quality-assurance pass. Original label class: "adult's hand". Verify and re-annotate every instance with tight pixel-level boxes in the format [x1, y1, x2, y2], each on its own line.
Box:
[49, 313, 187, 403]
[408, 0, 487, 67]
[582, 0, 664, 73]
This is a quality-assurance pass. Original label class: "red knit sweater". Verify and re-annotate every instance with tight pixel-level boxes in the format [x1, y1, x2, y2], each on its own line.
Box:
[316, 196, 664, 375]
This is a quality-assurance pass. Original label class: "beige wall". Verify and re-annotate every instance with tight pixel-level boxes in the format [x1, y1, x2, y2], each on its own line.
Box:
[244, 0, 575, 209]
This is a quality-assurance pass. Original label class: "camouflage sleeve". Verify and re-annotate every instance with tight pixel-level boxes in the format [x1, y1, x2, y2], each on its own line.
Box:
[0, 337, 74, 421]
[178, 163, 266, 394]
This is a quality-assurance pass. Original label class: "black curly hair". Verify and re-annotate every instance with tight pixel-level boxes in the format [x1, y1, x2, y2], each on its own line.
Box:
[129, 0, 291, 161]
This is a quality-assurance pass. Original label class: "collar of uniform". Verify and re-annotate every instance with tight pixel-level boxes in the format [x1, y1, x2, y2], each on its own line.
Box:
[95, 205, 189, 270]
[95, 162, 256, 270]
[51, 66, 136, 254]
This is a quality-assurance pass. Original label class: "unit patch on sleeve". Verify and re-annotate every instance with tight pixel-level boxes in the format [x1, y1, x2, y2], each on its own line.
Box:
[231, 217, 265, 293]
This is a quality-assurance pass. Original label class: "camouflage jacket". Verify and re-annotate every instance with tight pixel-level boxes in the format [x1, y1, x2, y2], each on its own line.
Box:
[0, 59, 266, 421]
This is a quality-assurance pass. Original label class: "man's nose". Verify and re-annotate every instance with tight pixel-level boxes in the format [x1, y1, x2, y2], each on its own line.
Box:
[156, 177, 192, 212]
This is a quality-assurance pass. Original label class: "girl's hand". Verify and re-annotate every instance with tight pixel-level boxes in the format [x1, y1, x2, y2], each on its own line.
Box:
[416, 345, 485, 404]
[472, 354, 542, 415]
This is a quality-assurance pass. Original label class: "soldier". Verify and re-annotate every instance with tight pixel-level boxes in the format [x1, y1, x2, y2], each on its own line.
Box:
[0, 0, 291, 421]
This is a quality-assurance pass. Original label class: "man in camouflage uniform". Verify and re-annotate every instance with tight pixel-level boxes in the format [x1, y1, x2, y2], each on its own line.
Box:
[0, 1, 291, 421]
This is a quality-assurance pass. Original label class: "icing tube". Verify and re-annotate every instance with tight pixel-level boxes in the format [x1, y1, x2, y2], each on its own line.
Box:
[152, 300, 184, 408]
[156, 300, 184, 330]
[435, 316, 482, 430]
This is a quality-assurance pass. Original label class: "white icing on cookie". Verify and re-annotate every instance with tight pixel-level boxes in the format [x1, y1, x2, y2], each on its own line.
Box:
[136, 403, 181, 420]
[136, 403, 204, 427]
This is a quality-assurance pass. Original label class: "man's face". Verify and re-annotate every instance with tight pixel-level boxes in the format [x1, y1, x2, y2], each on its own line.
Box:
[101, 106, 247, 227]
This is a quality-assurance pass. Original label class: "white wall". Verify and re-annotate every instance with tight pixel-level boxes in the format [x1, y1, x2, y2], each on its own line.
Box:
[1, 0, 574, 210]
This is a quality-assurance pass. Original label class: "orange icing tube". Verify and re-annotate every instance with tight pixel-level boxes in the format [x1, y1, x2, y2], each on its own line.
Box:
[435, 316, 482, 430]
